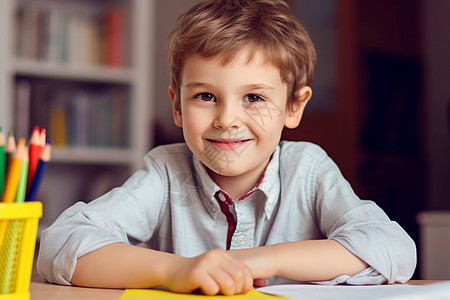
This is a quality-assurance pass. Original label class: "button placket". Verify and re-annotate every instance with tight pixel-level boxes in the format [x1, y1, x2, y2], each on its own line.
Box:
[230, 200, 256, 248]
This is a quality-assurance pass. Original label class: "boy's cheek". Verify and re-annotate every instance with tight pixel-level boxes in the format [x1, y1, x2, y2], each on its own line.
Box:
[243, 102, 284, 129]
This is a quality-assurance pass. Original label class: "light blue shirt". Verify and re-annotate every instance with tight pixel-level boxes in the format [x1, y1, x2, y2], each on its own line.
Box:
[37, 141, 416, 286]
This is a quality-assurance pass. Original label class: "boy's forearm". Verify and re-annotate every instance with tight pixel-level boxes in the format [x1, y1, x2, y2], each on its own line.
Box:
[71, 242, 175, 288]
[229, 239, 368, 282]
[71, 243, 254, 295]
[272, 239, 369, 281]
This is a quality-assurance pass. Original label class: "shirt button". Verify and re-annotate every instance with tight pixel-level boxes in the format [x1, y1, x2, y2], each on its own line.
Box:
[211, 205, 218, 212]
[217, 192, 226, 202]
[237, 235, 246, 245]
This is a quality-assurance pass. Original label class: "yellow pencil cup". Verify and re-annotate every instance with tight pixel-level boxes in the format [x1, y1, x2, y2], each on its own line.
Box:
[0, 202, 42, 300]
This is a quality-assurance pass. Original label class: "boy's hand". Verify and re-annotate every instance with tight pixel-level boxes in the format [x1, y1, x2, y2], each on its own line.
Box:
[164, 248, 254, 295]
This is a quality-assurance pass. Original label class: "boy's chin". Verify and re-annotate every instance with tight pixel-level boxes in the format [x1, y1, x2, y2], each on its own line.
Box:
[205, 164, 240, 177]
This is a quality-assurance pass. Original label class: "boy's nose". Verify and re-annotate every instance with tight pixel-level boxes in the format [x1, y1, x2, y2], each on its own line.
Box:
[213, 102, 242, 129]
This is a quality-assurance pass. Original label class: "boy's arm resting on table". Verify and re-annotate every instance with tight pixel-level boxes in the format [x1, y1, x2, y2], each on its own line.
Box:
[71, 243, 254, 295]
[36, 150, 169, 286]
[303, 152, 416, 285]
[228, 239, 368, 283]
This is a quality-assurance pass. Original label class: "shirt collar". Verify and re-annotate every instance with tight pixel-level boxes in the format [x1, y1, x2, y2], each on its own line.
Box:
[193, 155, 222, 218]
[192, 145, 281, 219]
[258, 145, 281, 219]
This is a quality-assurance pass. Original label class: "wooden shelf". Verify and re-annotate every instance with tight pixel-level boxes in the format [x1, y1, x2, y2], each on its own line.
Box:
[13, 59, 135, 83]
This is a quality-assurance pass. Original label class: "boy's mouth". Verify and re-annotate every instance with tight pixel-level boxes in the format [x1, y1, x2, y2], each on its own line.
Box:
[206, 138, 253, 150]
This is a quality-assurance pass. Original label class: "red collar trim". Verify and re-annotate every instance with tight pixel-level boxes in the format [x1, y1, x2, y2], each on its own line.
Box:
[217, 168, 266, 205]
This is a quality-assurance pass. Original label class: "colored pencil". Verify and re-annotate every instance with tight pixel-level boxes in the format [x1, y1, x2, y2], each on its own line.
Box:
[40, 128, 47, 145]
[27, 126, 42, 192]
[26, 142, 51, 202]
[5, 131, 16, 175]
[14, 146, 29, 203]
[0, 127, 5, 197]
[1, 138, 26, 203]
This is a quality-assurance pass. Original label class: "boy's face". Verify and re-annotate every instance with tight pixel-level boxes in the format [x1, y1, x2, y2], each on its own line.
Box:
[170, 50, 308, 180]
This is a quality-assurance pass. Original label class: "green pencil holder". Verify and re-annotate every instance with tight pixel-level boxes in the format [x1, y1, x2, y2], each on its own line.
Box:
[0, 202, 42, 300]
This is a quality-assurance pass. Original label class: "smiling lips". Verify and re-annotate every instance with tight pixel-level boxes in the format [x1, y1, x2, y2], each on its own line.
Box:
[207, 138, 253, 150]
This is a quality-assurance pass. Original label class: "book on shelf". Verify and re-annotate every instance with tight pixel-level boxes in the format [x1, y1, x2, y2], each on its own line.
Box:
[104, 8, 124, 67]
[15, 3, 127, 68]
[17, 79, 130, 150]
[50, 103, 67, 147]
[53, 89, 129, 149]
[14, 80, 31, 139]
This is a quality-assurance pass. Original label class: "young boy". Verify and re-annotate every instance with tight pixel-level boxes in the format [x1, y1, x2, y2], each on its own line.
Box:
[37, 0, 416, 295]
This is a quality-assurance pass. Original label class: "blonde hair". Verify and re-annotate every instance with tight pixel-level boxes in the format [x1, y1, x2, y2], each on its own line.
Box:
[168, 0, 316, 109]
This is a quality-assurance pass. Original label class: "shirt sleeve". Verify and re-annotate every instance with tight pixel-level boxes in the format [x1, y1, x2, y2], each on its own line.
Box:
[311, 155, 417, 285]
[36, 152, 167, 285]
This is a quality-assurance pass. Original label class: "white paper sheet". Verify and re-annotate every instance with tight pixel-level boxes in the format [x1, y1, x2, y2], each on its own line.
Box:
[257, 282, 450, 300]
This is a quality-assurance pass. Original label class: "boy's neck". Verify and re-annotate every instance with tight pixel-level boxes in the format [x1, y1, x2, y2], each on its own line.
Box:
[207, 159, 269, 201]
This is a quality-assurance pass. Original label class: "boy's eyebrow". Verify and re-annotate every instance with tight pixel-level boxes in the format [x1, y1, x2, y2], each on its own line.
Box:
[184, 82, 213, 89]
[242, 83, 275, 91]
[184, 82, 275, 90]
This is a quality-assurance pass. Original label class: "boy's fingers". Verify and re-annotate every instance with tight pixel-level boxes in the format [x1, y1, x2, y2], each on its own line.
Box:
[243, 270, 255, 292]
[239, 272, 254, 294]
[205, 262, 251, 295]
[225, 254, 255, 293]
[228, 262, 253, 294]
[220, 258, 253, 294]
[198, 275, 220, 295]
[191, 249, 254, 295]
[226, 253, 254, 294]
[208, 267, 237, 295]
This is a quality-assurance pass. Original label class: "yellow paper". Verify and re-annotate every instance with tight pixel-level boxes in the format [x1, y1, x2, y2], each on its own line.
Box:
[120, 289, 292, 300]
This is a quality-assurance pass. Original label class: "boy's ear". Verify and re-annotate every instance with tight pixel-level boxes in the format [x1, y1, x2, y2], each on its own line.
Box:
[284, 86, 312, 129]
[169, 85, 183, 128]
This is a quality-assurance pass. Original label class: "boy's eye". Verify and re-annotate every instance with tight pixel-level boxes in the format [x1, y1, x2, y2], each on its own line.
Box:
[195, 93, 216, 102]
[243, 94, 264, 103]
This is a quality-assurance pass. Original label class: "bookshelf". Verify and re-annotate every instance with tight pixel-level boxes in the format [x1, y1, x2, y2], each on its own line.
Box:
[0, 0, 155, 226]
